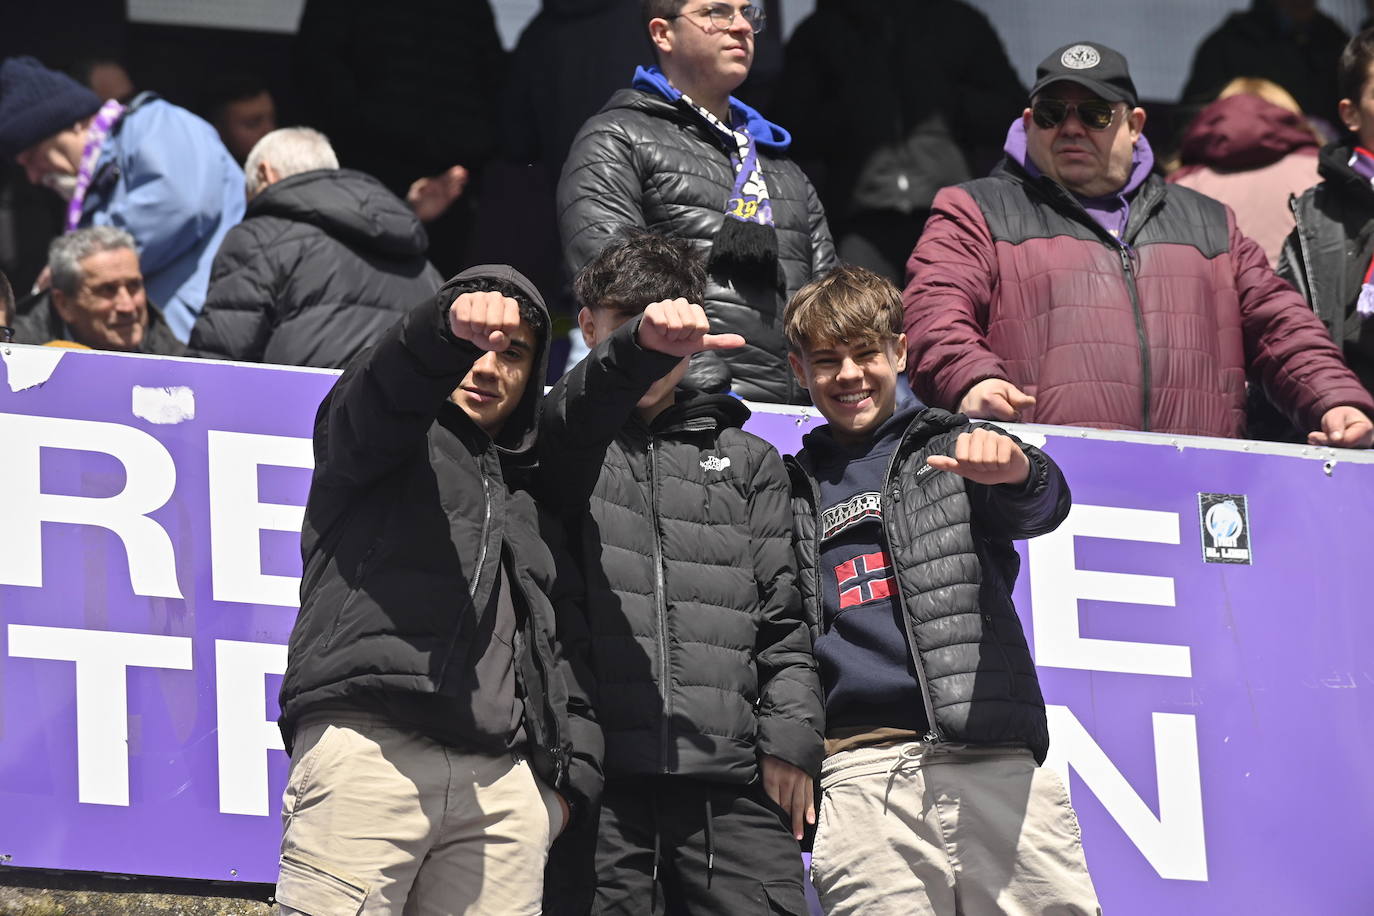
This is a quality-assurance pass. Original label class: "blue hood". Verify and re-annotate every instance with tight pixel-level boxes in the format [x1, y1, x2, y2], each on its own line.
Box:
[631, 65, 791, 151]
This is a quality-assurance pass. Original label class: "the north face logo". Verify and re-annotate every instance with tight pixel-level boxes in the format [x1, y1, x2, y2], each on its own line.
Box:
[701, 455, 731, 472]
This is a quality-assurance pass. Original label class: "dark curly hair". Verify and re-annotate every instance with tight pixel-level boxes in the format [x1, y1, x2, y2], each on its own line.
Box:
[574, 230, 706, 316]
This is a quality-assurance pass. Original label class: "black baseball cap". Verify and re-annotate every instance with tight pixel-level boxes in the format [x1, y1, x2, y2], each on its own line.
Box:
[1030, 42, 1138, 107]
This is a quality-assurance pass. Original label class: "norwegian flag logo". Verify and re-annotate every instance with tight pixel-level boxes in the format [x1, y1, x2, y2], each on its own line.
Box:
[834, 551, 897, 609]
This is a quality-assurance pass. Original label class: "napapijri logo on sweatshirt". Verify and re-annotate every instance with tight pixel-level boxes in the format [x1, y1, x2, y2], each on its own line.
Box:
[700, 455, 731, 472]
[1061, 44, 1101, 70]
[822, 491, 882, 541]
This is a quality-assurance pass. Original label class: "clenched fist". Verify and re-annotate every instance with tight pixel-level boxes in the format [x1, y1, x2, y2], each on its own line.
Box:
[449, 291, 523, 351]
[926, 427, 1031, 486]
[636, 298, 745, 358]
[959, 378, 1036, 422]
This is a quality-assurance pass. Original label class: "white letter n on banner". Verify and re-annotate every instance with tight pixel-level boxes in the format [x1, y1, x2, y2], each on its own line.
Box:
[0, 414, 182, 597]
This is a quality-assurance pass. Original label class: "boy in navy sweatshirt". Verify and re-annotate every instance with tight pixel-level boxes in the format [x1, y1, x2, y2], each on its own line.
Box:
[783, 265, 1100, 916]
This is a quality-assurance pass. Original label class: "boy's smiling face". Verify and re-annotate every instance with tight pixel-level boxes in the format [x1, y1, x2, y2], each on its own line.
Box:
[789, 333, 907, 446]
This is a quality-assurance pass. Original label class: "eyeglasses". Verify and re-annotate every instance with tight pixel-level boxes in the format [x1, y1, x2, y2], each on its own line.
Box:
[669, 3, 766, 34]
[1031, 99, 1120, 131]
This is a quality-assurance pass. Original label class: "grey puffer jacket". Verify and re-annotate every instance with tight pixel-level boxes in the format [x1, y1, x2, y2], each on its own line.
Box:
[189, 168, 442, 369]
[541, 319, 825, 781]
[557, 88, 836, 405]
[788, 409, 1070, 763]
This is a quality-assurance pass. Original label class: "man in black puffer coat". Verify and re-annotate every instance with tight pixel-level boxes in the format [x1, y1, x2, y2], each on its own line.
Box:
[557, 0, 835, 405]
[275, 266, 600, 915]
[541, 232, 823, 915]
[189, 127, 442, 369]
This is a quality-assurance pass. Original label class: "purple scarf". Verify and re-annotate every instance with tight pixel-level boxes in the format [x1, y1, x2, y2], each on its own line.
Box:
[66, 98, 126, 231]
[1003, 118, 1154, 242]
[1348, 147, 1374, 318]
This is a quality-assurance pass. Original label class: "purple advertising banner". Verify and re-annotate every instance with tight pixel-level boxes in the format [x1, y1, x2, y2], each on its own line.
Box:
[1, 346, 1372, 914]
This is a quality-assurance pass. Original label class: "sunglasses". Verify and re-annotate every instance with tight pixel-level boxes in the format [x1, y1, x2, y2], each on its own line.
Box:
[1031, 99, 1119, 131]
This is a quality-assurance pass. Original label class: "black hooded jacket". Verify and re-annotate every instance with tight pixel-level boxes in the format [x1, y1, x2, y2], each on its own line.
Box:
[278, 266, 602, 815]
[189, 168, 442, 369]
[541, 320, 824, 782]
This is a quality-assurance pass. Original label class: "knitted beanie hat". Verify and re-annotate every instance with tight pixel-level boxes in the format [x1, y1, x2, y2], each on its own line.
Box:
[0, 56, 102, 159]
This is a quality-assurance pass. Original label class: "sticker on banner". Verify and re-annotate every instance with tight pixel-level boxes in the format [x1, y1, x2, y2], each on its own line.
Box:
[1198, 493, 1251, 564]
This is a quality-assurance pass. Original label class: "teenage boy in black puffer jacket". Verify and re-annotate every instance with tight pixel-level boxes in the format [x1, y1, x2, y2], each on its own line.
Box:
[784, 265, 1100, 916]
[276, 266, 601, 916]
[541, 231, 824, 915]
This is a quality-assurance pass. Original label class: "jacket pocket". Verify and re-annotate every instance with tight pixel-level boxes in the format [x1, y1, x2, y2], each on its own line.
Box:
[276, 851, 368, 915]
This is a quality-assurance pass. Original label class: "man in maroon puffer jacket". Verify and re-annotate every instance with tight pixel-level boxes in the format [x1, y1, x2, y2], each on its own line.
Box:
[903, 41, 1374, 447]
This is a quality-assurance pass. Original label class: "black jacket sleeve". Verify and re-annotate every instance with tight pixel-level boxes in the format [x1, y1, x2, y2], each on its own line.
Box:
[965, 424, 1072, 540]
[537, 317, 681, 514]
[312, 290, 483, 489]
[188, 222, 280, 362]
[556, 117, 647, 277]
[539, 508, 603, 822]
[750, 444, 825, 776]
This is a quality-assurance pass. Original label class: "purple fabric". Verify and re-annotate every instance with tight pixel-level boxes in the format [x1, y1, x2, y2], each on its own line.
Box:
[1004, 117, 1155, 240]
[66, 98, 125, 231]
[1348, 148, 1374, 317]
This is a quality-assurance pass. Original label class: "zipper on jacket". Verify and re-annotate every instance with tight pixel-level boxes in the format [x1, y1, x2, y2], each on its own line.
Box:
[1117, 245, 1152, 431]
[647, 437, 673, 772]
[469, 476, 493, 600]
[880, 434, 944, 744]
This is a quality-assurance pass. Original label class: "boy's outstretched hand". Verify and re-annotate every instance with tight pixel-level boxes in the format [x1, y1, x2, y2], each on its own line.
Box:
[637, 298, 746, 358]
[926, 427, 1031, 487]
[448, 291, 523, 351]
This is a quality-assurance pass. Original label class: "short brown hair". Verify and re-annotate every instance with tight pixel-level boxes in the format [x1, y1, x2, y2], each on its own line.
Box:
[574, 230, 705, 316]
[784, 264, 903, 353]
[642, 0, 688, 27]
[1340, 28, 1374, 103]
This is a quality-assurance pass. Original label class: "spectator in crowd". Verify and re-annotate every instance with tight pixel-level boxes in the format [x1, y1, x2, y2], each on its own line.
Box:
[540, 232, 822, 914]
[69, 57, 136, 103]
[772, 0, 1024, 287]
[558, 0, 836, 404]
[293, 0, 507, 273]
[0, 56, 244, 342]
[276, 268, 602, 915]
[201, 72, 277, 164]
[0, 266, 13, 340]
[904, 41, 1374, 448]
[1168, 79, 1320, 267]
[1279, 27, 1374, 411]
[784, 265, 1096, 916]
[11, 226, 182, 354]
[189, 128, 442, 369]
[1181, 0, 1348, 125]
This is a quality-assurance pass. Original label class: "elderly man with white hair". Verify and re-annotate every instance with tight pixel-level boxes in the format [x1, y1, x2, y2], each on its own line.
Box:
[189, 126, 442, 369]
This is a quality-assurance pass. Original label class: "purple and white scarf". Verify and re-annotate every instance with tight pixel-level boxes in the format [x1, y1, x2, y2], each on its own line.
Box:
[66, 98, 126, 231]
[678, 92, 775, 230]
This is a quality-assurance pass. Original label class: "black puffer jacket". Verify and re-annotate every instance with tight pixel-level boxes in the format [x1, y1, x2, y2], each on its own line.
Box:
[278, 266, 602, 815]
[558, 88, 836, 405]
[1279, 142, 1374, 402]
[788, 409, 1069, 763]
[541, 319, 824, 781]
[189, 169, 442, 369]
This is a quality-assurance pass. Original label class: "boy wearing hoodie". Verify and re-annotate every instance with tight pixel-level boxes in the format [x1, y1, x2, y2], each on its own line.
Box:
[275, 266, 601, 915]
[784, 265, 1100, 916]
[541, 232, 824, 915]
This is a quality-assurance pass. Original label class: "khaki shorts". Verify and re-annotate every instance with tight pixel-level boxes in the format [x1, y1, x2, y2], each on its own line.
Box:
[810, 742, 1101, 916]
[275, 712, 563, 916]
